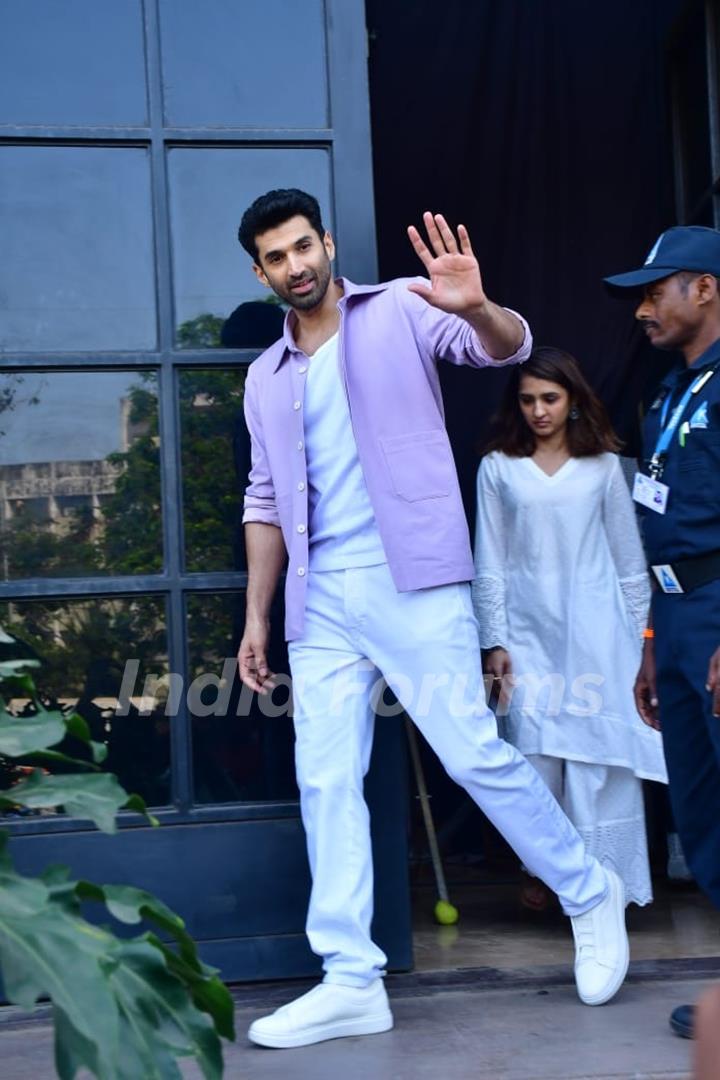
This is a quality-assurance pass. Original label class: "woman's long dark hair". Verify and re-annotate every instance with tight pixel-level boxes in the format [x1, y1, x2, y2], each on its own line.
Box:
[483, 346, 622, 457]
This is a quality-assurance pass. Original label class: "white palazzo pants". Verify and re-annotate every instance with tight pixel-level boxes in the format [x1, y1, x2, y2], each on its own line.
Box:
[288, 563, 608, 988]
[526, 754, 653, 907]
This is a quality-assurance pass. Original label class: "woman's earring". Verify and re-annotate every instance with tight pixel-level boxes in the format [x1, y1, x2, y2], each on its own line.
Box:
[568, 406, 580, 420]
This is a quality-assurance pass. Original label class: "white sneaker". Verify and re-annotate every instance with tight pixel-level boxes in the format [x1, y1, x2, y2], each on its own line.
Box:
[570, 868, 629, 1006]
[247, 980, 394, 1049]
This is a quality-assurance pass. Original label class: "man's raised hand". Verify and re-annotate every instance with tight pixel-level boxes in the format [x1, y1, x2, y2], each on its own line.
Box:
[407, 212, 486, 315]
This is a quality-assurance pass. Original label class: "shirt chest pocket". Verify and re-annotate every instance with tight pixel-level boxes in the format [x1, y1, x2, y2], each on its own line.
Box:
[380, 430, 455, 502]
[678, 429, 720, 473]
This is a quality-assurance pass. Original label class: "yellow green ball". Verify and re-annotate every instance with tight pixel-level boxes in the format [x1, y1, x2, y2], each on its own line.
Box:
[434, 899, 459, 925]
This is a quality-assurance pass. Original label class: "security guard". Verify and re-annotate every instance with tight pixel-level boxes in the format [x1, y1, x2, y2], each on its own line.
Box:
[605, 225, 720, 1041]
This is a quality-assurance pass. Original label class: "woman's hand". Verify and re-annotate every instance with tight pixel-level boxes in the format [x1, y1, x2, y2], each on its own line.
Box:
[483, 646, 513, 706]
[634, 639, 660, 730]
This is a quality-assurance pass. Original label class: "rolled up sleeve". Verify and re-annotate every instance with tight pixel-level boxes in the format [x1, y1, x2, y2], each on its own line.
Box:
[472, 308, 532, 368]
[407, 282, 532, 368]
[242, 370, 280, 527]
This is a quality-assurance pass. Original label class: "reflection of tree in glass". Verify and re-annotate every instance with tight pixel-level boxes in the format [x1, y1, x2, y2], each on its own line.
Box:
[0, 374, 42, 438]
[176, 313, 224, 349]
[1, 504, 100, 579]
[2, 598, 165, 705]
[102, 379, 163, 575]
[175, 300, 284, 351]
[180, 367, 245, 574]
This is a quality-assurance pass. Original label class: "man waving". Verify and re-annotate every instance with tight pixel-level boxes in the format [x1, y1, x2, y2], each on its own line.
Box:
[237, 188, 628, 1049]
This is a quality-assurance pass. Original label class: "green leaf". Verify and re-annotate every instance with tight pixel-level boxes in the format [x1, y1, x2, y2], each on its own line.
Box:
[62, 710, 92, 744]
[0, 863, 120, 1047]
[1, 770, 131, 833]
[0, 670, 231, 1078]
[90, 739, 108, 764]
[20, 749, 100, 771]
[0, 858, 228, 1079]
[53, 1006, 104, 1080]
[0, 672, 39, 698]
[149, 937, 235, 1042]
[0, 864, 49, 918]
[106, 941, 224, 1079]
[74, 882, 234, 1040]
[123, 793, 160, 826]
[0, 659, 40, 680]
[62, 711, 108, 763]
[0, 709, 66, 757]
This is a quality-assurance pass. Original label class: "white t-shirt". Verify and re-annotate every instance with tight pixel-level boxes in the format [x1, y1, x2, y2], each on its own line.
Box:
[303, 332, 386, 571]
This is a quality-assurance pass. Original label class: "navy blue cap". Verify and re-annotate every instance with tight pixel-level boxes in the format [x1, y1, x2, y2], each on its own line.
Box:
[604, 225, 720, 290]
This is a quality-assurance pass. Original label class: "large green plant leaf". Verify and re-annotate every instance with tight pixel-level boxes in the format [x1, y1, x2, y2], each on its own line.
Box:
[0, 709, 66, 757]
[0, 688, 107, 764]
[0, 771, 155, 833]
[0, 843, 228, 1079]
[0, 854, 120, 1051]
[75, 883, 235, 1041]
[0, 664, 231, 1077]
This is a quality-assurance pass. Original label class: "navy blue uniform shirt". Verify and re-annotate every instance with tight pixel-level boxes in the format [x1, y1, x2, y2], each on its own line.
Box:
[640, 335, 720, 564]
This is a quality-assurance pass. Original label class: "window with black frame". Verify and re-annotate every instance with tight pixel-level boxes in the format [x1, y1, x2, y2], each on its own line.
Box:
[0, 0, 344, 818]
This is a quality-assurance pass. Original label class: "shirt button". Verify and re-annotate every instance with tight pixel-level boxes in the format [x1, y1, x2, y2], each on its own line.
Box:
[293, 401, 302, 411]
[298, 365, 307, 374]
[297, 481, 305, 492]
[297, 566, 306, 576]
[297, 524, 306, 534]
[297, 441, 304, 451]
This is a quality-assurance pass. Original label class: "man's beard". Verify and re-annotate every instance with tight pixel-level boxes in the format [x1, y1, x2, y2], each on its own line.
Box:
[276, 260, 332, 311]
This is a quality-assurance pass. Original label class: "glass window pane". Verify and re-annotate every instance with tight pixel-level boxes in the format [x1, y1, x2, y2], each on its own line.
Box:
[0, 596, 171, 809]
[168, 147, 331, 347]
[0, 372, 162, 579]
[0, 147, 156, 351]
[159, 0, 327, 128]
[0, 0, 147, 126]
[187, 592, 295, 805]
[179, 369, 247, 573]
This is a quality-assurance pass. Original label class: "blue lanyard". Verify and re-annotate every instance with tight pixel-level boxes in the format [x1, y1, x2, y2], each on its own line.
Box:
[651, 367, 716, 466]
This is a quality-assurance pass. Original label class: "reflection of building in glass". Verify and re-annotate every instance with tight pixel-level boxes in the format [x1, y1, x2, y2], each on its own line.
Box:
[0, 393, 153, 579]
[0, 458, 123, 532]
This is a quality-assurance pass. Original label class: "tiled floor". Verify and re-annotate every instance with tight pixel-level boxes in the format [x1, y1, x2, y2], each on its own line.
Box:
[411, 862, 720, 973]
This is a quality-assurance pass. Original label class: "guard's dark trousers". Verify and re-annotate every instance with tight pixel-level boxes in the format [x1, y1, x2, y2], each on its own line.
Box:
[654, 579, 720, 906]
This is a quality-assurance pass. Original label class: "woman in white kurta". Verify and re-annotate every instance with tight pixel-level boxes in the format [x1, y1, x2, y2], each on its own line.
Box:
[473, 347, 667, 908]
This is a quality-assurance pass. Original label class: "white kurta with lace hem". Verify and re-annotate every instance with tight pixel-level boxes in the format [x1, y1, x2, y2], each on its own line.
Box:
[473, 451, 667, 905]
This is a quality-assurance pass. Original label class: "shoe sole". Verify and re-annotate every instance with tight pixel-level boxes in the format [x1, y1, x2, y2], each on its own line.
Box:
[248, 1010, 394, 1049]
[577, 872, 630, 1007]
[669, 1016, 694, 1039]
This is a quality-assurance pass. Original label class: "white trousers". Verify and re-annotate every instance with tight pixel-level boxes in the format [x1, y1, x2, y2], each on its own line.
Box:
[526, 754, 653, 907]
[288, 564, 607, 987]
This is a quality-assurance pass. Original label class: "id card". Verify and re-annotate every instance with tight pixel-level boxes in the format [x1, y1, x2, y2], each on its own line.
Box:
[632, 472, 669, 514]
[651, 564, 685, 594]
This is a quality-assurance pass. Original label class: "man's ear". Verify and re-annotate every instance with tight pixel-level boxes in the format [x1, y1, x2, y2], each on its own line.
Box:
[323, 230, 335, 262]
[694, 273, 720, 307]
[252, 261, 271, 288]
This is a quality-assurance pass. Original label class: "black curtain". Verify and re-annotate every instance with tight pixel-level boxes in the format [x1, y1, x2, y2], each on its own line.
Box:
[367, 0, 687, 518]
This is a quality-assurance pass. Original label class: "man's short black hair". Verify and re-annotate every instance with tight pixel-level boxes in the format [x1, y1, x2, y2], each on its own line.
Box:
[238, 189, 325, 261]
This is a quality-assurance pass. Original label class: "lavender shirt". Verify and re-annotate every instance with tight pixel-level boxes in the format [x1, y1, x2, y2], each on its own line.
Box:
[242, 277, 531, 640]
